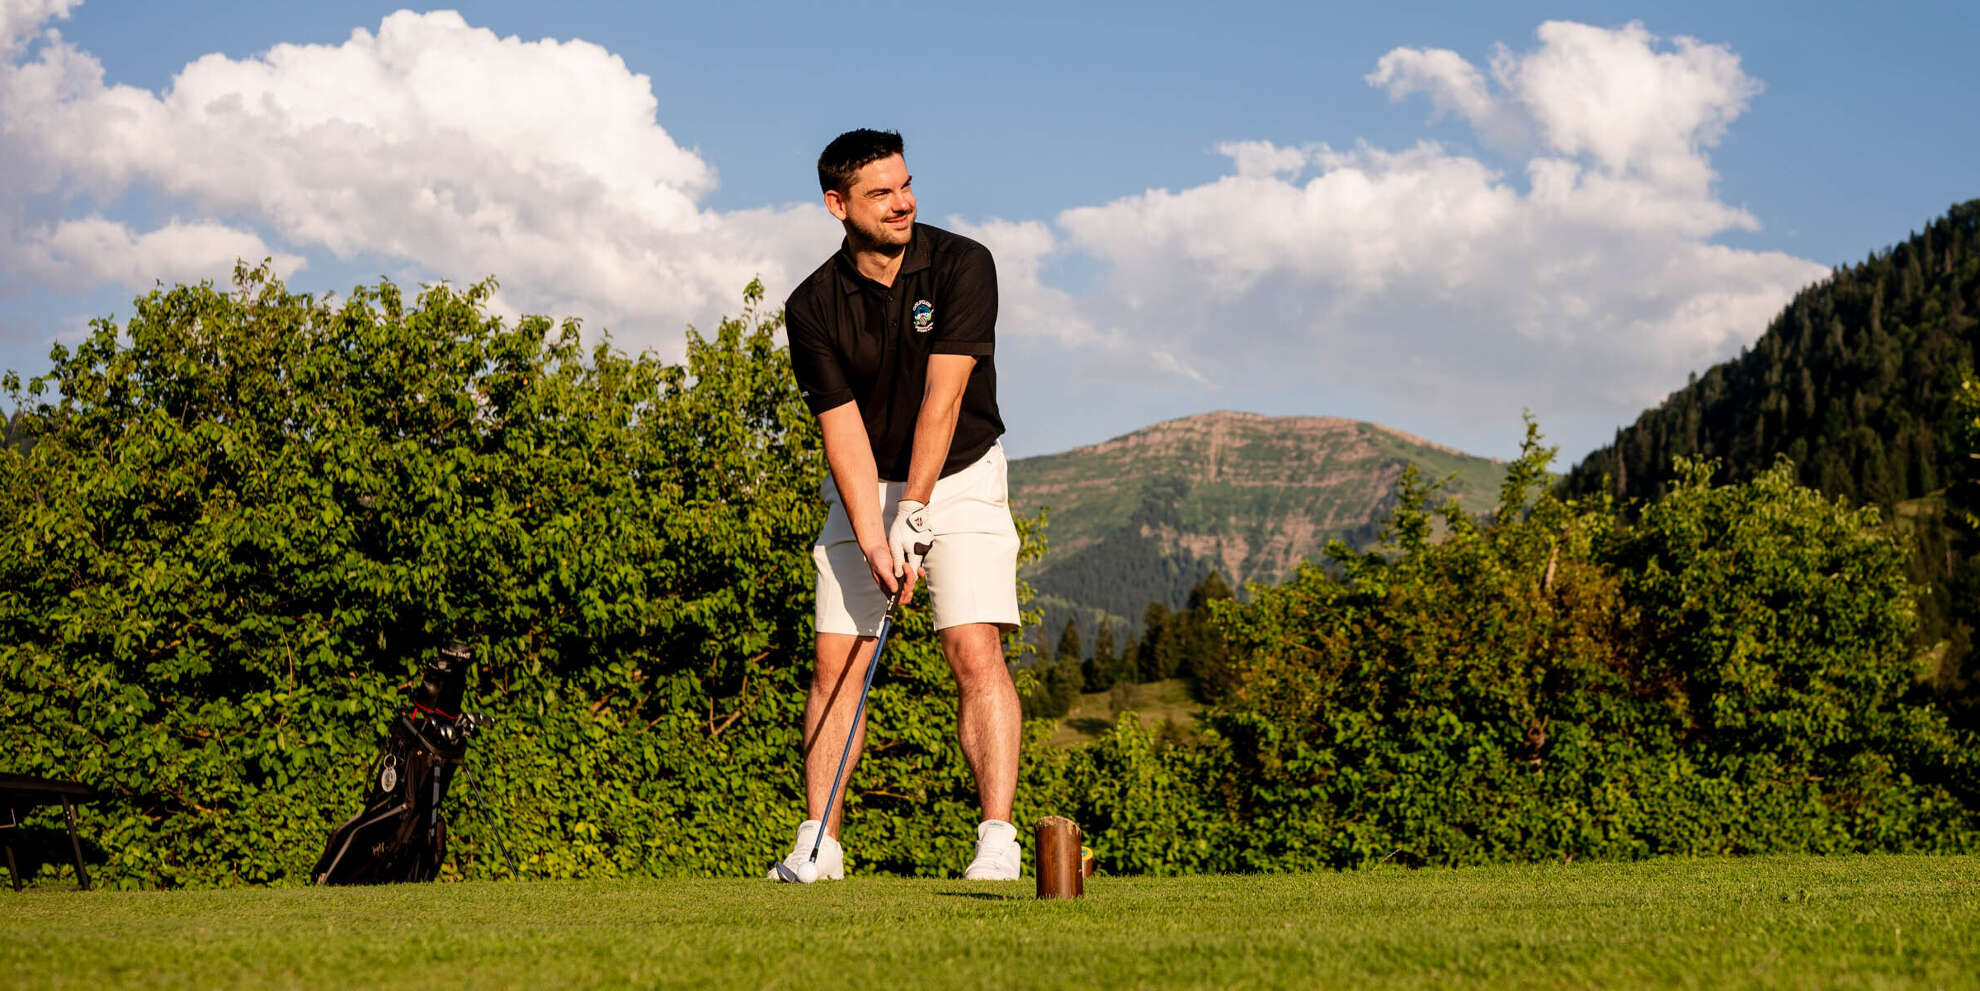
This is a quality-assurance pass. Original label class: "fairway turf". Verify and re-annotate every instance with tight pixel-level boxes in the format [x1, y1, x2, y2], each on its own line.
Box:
[1050, 677, 1200, 747]
[5, 856, 1977, 989]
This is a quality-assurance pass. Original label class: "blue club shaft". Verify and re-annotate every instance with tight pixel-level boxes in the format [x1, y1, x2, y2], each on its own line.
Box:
[808, 607, 895, 864]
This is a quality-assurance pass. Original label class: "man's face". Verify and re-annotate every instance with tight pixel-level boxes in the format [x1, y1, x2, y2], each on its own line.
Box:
[826, 154, 915, 249]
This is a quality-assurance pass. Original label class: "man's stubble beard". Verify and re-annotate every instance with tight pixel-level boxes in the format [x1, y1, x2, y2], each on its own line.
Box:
[847, 210, 916, 254]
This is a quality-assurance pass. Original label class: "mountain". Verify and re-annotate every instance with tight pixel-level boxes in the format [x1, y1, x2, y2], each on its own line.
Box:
[1008, 410, 1510, 634]
[1560, 199, 1980, 700]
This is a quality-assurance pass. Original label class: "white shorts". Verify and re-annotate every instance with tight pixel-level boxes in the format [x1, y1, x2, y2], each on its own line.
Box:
[813, 442, 1022, 636]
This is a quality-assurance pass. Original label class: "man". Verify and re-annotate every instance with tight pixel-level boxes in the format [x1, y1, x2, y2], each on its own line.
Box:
[768, 129, 1024, 882]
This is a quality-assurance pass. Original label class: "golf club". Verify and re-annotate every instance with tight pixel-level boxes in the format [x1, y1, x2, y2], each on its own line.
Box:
[774, 545, 928, 883]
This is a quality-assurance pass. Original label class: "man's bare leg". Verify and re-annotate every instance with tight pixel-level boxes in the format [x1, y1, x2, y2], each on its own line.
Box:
[939, 622, 1021, 822]
[805, 632, 878, 837]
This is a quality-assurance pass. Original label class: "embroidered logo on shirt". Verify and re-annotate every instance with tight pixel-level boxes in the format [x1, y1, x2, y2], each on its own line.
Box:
[912, 300, 934, 334]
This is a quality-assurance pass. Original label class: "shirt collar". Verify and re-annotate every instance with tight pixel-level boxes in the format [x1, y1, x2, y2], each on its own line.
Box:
[835, 224, 932, 293]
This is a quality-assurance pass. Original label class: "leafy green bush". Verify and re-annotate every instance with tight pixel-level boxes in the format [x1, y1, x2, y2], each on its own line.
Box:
[4, 270, 1974, 887]
[0, 266, 1051, 887]
[1191, 419, 1979, 868]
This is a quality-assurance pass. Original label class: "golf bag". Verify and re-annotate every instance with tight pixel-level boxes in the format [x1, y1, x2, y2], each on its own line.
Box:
[313, 643, 483, 885]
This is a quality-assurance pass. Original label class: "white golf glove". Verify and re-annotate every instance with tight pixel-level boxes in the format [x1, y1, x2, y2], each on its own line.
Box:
[888, 498, 934, 579]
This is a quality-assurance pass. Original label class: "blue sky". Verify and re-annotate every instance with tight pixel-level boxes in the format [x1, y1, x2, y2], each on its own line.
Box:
[4, 0, 1976, 462]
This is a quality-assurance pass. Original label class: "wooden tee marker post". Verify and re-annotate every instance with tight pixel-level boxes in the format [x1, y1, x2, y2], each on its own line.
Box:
[1035, 816, 1086, 899]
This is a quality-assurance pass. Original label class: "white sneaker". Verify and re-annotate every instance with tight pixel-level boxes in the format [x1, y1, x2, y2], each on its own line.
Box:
[766, 819, 846, 882]
[962, 819, 1022, 880]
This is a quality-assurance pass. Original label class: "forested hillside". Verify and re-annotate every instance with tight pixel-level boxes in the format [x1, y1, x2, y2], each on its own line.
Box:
[1562, 200, 1980, 701]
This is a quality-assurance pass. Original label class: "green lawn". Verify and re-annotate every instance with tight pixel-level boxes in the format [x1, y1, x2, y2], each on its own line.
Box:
[1049, 677, 1199, 747]
[6, 856, 1977, 989]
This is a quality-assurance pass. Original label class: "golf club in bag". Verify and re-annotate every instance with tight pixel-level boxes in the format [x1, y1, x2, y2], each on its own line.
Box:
[773, 548, 926, 883]
[314, 643, 484, 885]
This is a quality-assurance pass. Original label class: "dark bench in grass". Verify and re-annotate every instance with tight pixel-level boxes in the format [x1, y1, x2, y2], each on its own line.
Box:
[1, 774, 100, 891]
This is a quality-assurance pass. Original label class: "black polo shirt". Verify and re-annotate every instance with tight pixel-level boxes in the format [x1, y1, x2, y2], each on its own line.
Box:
[786, 223, 1005, 481]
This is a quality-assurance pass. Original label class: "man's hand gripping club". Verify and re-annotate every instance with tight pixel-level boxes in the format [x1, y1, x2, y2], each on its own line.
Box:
[891, 498, 933, 579]
[867, 499, 933, 603]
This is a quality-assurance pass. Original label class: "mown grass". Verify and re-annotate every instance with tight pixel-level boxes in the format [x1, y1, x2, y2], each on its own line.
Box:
[6, 856, 1977, 989]
[1048, 677, 1199, 747]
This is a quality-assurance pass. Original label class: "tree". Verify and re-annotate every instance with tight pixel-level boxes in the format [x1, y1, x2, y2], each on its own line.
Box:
[1137, 601, 1174, 681]
[1188, 571, 1234, 610]
[1178, 571, 1234, 683]
[1048, 618, 1085, 714]
[1183, 572, 1238, 701]
[1085, 621, 1118, 693]
[1056, 618, 1082, 668]
[1021, 619, 1083, 719]
[1046, 650, 1084, 718]
[1114, 628, 1139, 684]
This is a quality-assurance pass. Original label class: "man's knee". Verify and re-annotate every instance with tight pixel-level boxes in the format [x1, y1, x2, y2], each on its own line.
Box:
[813, 634, 873, 690]
[939, 624, 1009, 689]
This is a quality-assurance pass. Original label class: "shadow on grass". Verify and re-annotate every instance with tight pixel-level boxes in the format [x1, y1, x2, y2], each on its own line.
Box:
[934, 890, 1026, 901]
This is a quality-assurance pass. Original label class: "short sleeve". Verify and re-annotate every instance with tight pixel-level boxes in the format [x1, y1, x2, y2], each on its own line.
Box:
[931, 244, 996, 357]
[786, 296, 854, 415]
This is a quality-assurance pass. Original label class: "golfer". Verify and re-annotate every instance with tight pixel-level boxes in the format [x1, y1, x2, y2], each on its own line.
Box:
[768, 129, 1024, 882]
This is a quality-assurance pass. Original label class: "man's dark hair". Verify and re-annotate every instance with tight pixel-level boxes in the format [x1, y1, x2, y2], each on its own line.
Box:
[818, 129, 904, 195]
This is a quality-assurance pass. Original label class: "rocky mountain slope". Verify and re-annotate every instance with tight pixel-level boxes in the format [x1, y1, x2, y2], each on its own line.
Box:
[1008, 410, 1510, 632]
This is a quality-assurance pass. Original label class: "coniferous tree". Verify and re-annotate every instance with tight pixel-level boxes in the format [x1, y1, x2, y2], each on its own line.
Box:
[1183, 572, 1236, 699]
[1138, 601, 1173, 681]
[1045, 618, 1085, 716]
[1186, 572, 1232, 626]
[1020, 627, 1062, 718]
[1084, 620, 1117, 693]
[1056, 617, 1082, 667]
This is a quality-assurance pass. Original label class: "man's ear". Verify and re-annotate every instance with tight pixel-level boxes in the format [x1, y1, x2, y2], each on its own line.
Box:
[824, 188, 849, 221]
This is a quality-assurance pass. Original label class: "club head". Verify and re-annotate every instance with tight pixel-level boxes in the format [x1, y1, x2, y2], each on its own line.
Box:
[771, 860, 803, 883]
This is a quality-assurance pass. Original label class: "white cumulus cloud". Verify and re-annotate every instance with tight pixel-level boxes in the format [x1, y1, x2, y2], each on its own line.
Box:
[993, 19, 1825, 456]
[21, 217, 302, 291]
[0, 0, 76, 51]
[0, 3, 836, 352]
